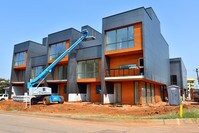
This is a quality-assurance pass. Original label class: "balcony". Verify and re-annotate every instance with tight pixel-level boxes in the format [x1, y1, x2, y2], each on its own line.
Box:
[106, 68, 142, 77]
[105, 68, 144, 81]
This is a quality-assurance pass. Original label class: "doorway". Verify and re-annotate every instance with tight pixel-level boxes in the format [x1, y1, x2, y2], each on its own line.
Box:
[114, 83, 121, 103]
[48, 84, 59, 95]
[134, 82, 139, 105]
[86, 84, 91, 102]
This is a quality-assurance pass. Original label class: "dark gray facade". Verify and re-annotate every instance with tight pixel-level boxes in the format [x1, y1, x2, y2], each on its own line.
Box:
[102, 7, 170, 86]
[43, 26, 102, 94]
[170, 58, 187, 89]
[10, 41, 47, 95]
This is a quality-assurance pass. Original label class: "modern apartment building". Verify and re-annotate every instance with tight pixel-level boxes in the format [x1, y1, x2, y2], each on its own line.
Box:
[44, 25, 102, 102]
[10, 41, 47, 96]
[187, 78, 196, 98]
[170, 58, 187, 99]
[10, 7, 180, 105]
[102, 7, 170, 104]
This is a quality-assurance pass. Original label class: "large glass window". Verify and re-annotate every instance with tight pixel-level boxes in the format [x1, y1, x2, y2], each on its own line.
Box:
[14, 51, 26, 66]
[142, 83, 146, 104]
[106, 26, 134, 51]
[147, 83, 151, 103]
[77, 59, 99, 79]
[49, 42, 66, 60]
[31, 66, 45, 79]
[52, 65, 67, 80]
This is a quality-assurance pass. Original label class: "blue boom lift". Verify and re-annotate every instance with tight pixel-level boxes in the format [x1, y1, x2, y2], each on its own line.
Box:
[13, 30, 95, 105]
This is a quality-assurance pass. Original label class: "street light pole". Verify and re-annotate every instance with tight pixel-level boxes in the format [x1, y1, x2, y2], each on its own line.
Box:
[196, 68, 199, 85]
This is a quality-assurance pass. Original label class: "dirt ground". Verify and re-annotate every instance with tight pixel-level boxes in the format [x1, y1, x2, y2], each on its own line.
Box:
[0, 100, 197, 116]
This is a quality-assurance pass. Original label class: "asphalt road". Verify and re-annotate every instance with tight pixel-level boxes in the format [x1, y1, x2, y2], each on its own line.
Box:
[0, 111, 199, 133]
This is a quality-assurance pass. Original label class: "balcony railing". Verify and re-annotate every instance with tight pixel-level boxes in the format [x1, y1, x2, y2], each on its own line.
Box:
[105, 68, 140, 77]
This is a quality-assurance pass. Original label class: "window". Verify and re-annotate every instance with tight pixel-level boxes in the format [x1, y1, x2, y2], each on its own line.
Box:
[151, 84, 155, 103]
[53, 65, 67, 80]
[17, 70, 25, 81]
[147, 83, 151, 103]
[58, 65, 67, 80]
[171, 75, 177, 85]
[134, 82, 139, 105]
[77, 59, 99, 79]
[31, 66, 45, 79]
[96, 85, 101, 94]
[78, 83, 87, 93]
[14, 51, 26, 66]
[106, 26, 134, 51]
[142, 83, 146, 104]
[49, 42, 66, 60]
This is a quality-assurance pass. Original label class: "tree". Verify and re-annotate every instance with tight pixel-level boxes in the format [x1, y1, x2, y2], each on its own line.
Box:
[0, 78, 10, 94]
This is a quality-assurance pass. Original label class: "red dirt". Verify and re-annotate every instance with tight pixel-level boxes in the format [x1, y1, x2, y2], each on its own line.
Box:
[0, 100, 197, 116]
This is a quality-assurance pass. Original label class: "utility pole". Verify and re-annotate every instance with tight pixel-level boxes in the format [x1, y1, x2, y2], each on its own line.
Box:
[196, 68, 199, 85]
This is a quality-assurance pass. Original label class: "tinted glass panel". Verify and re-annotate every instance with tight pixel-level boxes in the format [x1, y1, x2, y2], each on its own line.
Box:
[49, 42, 66, 60]
[31, 66, 44, 79]
[14, 52, 26, 66]
[117, 28, 127, 43]
[106, 26, 134, 51]
[106, 30, 116, 44]
[77, 59, 99, 79]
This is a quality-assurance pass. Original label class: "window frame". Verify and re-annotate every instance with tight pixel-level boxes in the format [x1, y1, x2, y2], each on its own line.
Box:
[77, 59, 99, 79]
[106, 25, 134, 51]
[14, 51, 26, 66]
[49, 41, 66, 60]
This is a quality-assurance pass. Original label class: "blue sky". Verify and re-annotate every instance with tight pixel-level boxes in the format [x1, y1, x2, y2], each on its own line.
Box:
[0, 0, 199, 84]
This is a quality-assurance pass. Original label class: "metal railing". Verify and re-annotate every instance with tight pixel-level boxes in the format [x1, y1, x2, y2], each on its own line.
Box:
[105, 68, 140, 77]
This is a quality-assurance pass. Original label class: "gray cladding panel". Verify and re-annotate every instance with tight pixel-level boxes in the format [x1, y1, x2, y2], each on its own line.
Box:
[67, 50, 78, 93]
[14, 42, 30, 53]
[142, 9, 169, 85]
[170, 60, 182, 87]
[181, 60, 187, 89]
[48, 28, 81, 45]
[76, 45, 102, 61]
[170, 59, 187, 89]
[31, 55, 47, 67]
[103, 8, 145, 31]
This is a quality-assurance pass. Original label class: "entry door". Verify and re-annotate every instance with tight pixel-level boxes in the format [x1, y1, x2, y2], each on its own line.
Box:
[134, 82, 139, 105]
[114, 83, 121, 103]
[86, 84, 91, 102]
[142, 83, 146, 104]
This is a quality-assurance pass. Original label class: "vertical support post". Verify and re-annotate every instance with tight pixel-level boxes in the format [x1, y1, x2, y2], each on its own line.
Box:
[179, 96, 183, 118]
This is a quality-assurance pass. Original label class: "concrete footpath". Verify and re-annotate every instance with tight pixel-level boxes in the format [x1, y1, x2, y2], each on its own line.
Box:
[0, 110, 198, 126]
[1, 111, 199, 133]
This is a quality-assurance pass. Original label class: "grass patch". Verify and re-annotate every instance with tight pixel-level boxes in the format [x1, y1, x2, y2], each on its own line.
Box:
[152, 108, 199, 119]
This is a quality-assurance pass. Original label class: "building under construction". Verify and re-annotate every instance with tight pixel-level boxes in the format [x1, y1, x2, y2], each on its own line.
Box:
[9, 7, 187, 105]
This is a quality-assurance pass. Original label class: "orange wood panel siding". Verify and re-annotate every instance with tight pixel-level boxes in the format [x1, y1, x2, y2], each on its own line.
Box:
[154, 84, 161, 103]
[59, 83, 67, 101]
[48, 40, 69, 64]
[121, 81, 134, 105]
[105, 22, 143, 56]
[134, 22, 143, 50]
[90, 83, 101, 102]
[110, 53, 143, 69]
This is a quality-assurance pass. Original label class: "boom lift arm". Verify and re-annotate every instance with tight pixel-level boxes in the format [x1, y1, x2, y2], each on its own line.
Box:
[27, 29, 95, 90]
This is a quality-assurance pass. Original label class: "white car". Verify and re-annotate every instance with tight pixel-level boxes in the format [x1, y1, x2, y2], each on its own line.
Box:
[0, 94, 8, 101]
